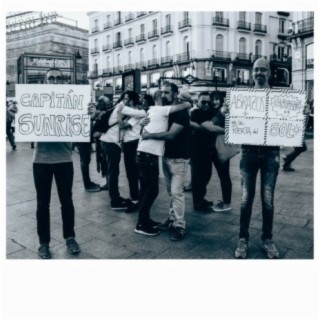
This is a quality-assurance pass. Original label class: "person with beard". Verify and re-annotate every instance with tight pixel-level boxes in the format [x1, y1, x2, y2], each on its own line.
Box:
[189, 92, 215, 212]
[141, 83, 190, 241]
[135, 90, 192, 236]
[227, 58, 281, 259]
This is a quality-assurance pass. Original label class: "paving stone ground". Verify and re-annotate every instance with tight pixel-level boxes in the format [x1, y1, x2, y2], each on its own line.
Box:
[6, 133, 314, 259]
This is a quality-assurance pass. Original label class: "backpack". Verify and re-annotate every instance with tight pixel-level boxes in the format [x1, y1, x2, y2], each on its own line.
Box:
[93, 107, 118, 134]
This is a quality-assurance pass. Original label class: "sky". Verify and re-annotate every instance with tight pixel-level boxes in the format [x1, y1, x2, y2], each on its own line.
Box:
[58, 11, 89, 30]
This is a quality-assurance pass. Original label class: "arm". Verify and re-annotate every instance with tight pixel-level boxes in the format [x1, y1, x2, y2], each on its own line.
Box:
[142, 123, 184, 141]
[169, 102, 191, 114]
[201, 121, 225, 134]
[121, 106, 146, 118]
[190, 120, 202, 130]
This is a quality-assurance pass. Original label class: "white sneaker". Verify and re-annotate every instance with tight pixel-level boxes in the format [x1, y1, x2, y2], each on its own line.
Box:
[235, 238, 248, 259]
[213, 200, 232, 212]
[262, 239, 279, 259]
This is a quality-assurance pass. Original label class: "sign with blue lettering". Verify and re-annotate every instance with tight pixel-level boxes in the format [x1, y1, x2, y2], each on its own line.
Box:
[14, 84, 91, 142]
[225, 88, 306, 147]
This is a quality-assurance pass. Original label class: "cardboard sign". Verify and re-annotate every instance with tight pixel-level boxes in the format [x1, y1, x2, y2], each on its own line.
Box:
[226, 88, 306, 147]
[15, 84, 91, 142]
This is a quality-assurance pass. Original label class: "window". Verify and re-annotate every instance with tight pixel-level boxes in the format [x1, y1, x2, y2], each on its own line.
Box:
[152, 45, 157, 59]
[107, 35, 110, 45]
[94, 19, 98, 27]
[239, 12, 246, 21]
[164, 70, 174, 78]
[183, 12, 189, 20]
[107, 56, 110, 68]
[165, 41, 171, 56]
[152, 19, 157, 30]
[117, 54, 121, 67]
[239, 37, 247, 54]
[128, 28, 132, 38]
[140, 48, 144, 62]
[166, 14, 171, 26]
[237, 69, 249, 84]
[279, 19, 285, 33]
[216, 11, 223, 19]
[141, 74, 147, 87]
[128, 51, 132, 65]
[117, 11, 121, 19]
[115, 78, 122, 90]
[140, 24, 145, 34]
[255, 40, 262, 56]
[255, 12, 262, 24]
[216, 34, 224, 52]
[213, 68, 227, 82]
[116, 32, 121, 42]
[107, 15, 111, 23]
[183, 36, 190, 53]
[150, 72, 160, 86]
[306, 43, 314, 69]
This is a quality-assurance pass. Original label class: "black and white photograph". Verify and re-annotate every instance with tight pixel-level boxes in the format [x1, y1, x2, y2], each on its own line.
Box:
[2, 2, 319, 320]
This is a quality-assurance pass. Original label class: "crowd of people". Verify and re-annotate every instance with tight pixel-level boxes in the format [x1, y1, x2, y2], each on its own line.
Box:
[6, 58, 311, 260]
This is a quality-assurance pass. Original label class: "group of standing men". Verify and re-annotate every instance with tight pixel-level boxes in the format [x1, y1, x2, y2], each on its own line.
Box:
[22, 58, 303, 259]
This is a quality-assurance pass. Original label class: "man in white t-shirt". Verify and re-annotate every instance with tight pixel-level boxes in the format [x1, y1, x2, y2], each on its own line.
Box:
[134, 90, 192, 236]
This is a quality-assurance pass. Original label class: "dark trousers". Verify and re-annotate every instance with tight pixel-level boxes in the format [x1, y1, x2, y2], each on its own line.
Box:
[137, 152, 159, 225]
[191, 150, 212, 206]
[105, 142, 122, 202]
[77, 142, 92, 188]
[123, 139, 139, 201]
[283, 141, 307, 168]
[211, 149, 232, 204]
[239, 148, 279, 241]
[33, 162, 75, 244]
[6, 121, 15, 147]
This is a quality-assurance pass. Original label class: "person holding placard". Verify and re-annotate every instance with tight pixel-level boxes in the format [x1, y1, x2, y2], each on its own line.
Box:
[233, 58, 280, 259]
[33, 68, 80, 259]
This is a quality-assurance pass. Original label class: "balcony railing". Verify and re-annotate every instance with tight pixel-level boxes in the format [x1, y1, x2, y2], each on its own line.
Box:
[176, 52, 192, 63]
[178, 19, 192, 29]
[148, 29, 159, 39]
[236, 53, 251, 61]
[306, 58, 314, 69]
[91, 26, 100, 33]
[125, 14, 134, 22]
[212, 17, 229, 27]
[161, 56, 173, 65]
[253, 24, 267, 33]
[135, 61, 147, 69]
[124, 38, 134, 46]
[136, 34, 146, 42]
[104, 22, 112, 29]
[211, 50, 232, 60]
[91, 47, 99, 54]
[103, 68, 113, 75]
[89, 70, 98, 77]
[295, 17, 314, 34]
[114, 18, 122, 26]
[161, 25, 173, 35]
[147, 59, 159, 68]
[113, 66, 123, 74]
[237, 21, 251, 31]
[137, 11, 147, 18]
[124, 64, 135, 71]
[102, 44, 112, 52]
[113, 41, 123, 49]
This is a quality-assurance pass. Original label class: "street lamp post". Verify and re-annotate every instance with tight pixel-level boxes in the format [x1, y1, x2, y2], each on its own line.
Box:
[74, 50, 82, 84]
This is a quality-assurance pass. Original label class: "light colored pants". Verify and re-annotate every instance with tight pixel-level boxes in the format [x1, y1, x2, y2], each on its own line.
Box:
[162, 157, 189, 229]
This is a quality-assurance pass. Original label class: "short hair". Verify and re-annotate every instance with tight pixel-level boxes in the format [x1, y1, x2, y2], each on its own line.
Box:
[98, 95, 110, 104]
[162, 82, 179, 95]
[198, 91, 211, 99]
[46, 67, 63, 76]
[117, 90, 140, 106]
[142, 93, 155, 106]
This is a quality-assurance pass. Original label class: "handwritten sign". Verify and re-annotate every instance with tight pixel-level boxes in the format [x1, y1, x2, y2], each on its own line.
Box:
[15, 84, 91, 142]
[226, 88, 306, 147]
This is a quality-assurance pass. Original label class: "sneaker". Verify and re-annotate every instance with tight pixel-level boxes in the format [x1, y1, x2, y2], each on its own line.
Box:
[235, 238, 248, 259]
[203, 199, 214, 207]
[149, 219, 161, 228]
[135, 223, 160, 236]
[194, 203, 213, 213]
[213, 200, 232, 212]
[66, 237, 80, 255]
[170, 227, 186, 241]
[262, 239, 279, 259]
[38, 243, 51, 259]
[85, 182, 101, 192]
[158, 218, 174, 230]
[125, 201, 139, 213]
[110, 197, 129, 210]
[100, 183, 109, 191]
[12, 145, 17, 151]
[282, 166, 295, 172]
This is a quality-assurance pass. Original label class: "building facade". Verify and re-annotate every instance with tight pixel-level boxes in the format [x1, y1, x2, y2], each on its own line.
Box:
[6, 12, 89, 97]
[87, 11, 293, 98]
[288, 11, 314, 103]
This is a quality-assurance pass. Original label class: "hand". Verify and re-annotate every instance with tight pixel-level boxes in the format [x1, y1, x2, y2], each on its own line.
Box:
[220, 102, 230, 115]
[141, 129, 151, 140]
[140, 117, 150, 127]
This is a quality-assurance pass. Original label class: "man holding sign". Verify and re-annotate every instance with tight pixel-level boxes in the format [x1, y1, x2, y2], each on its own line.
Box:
[234, 58, 280, 259]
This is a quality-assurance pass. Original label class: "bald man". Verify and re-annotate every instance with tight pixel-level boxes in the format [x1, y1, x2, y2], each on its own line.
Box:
[235, 58, 280, 259]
